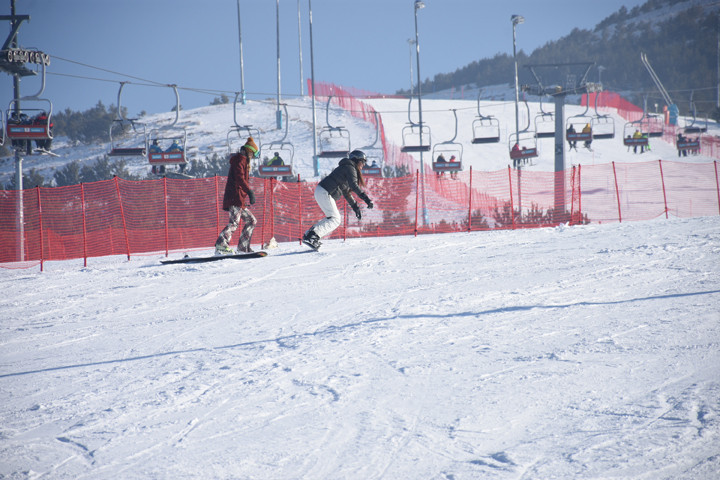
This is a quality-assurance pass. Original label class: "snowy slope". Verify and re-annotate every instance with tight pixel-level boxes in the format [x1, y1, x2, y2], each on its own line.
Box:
[2, 92, 716, 187]
[0, 216, 719, 478]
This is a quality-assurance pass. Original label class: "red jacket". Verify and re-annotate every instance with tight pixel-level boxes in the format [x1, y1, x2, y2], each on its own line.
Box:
[222, 149, 252, 211]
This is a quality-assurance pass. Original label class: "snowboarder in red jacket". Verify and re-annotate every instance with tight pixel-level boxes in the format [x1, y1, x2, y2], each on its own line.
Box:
[215, 137, 258, 255]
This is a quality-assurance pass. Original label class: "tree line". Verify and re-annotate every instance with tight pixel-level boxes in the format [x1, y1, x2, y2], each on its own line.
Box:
[399, 0, 719, 120]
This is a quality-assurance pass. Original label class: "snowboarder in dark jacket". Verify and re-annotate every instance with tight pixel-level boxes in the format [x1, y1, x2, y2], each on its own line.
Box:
[215, 137, 258, 255]
[303, 149, 374, 250]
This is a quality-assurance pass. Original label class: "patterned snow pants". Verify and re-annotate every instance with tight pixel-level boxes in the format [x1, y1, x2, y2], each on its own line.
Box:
[216, 206, 257, 252]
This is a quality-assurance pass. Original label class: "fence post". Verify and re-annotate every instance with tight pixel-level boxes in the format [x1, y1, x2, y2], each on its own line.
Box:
[578, 164, 582, 222]
[298, 175, 303, 245]
[80, 183, 87, 267]
[163, 177, 169, 257]
[114, 177, 131, 260]
[270, 178, 276, 241]
[36, 186, 44, 272]
[715, 161, 720, 216]
[658, 159, 668, 219]
[414, 169, 419, 237]
[261, 178, 268, 247]
[612, 161, 622, 223]
[508, 166, 515, 230]
[570, 166, 576, 225]
[214, 175, 220, 236]
[468, 166, 473, 232]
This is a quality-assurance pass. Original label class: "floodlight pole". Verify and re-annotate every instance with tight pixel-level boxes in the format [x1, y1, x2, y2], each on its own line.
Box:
[309, 0, 318, 176]
[511, 15, 524, 215]
[276, 0, 282, 129]
[297, 0, 304, 96]
[236, 0, 246, 104]
[414, 0, 428, 225]
[511, 14, 524, 168]
[407, 38, 415, 95]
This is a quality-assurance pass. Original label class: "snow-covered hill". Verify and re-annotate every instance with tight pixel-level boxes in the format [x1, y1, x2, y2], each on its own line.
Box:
[1, 93, 716, 187]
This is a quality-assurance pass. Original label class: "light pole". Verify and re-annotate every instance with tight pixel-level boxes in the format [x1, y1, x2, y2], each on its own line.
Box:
[309, 0, 318, 176]
[511, 14, 524, 217]
[407, 38, 415, 95]
[414, 0, 427, 224]
[511, 14, 524, 165]
[236, 0, 245, 104]
[297, 0, 304, 95]
[276, 0, 282, 129]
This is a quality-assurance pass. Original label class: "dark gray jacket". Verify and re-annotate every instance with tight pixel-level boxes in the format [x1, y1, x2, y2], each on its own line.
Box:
[318, 158, 370, 207]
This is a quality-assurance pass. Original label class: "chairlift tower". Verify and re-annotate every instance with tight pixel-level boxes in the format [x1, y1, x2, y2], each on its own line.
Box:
[524, 62, 595, 219]
[1, 0, 52, 262]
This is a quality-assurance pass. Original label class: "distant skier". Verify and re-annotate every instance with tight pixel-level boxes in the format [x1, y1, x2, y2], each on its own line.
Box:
[302, 149, 374, 251]
[566, 124, 577, 151]
[215, 137, 259, 255]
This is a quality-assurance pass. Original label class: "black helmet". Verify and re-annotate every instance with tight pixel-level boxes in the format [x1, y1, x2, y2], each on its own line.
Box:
[348, 149, 367, 164]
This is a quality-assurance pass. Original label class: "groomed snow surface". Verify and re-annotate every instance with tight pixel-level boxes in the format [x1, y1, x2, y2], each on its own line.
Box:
[1, 215, 719, 479]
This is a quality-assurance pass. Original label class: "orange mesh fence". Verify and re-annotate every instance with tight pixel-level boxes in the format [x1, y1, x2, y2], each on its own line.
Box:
[1, 161, 718, 269]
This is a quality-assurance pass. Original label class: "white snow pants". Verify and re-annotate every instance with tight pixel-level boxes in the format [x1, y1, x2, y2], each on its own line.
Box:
[310, 186, 341, 239]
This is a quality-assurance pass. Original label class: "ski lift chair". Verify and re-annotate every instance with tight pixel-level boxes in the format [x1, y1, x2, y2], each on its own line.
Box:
[400, 97, 431, 152]
[401, 123, 431, 152]
[590, 115, 615, 140]
[318, 126, 351, 158]
[622, 122, 648, 149]
[643, 114, 664, 138]
[318, 95, 351, 158]
[147, 85, 189, 169]
[534, 96, 555, 139]
[565, 98, 595, 147]
[227, 92, 261, 154]
[258, 103, 294, 177]
[358, 111, 384, 178]
[508, 131, 538, 167]
[590, 91, 615, 140]
[683, 92, 707, 134]
[471, 93, 500, 144]
[534, 113, 555, 138]
[227, 125, 261, 155]
[471, 116, 500, 144]
[431, 109, 463, 174]
[108, 82, 148, 157]
[5, 58, 55, 154]
[6, 98, 54, 154]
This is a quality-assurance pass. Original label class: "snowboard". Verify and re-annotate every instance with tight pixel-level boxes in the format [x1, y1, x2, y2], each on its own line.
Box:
[161, 251, 267, 265]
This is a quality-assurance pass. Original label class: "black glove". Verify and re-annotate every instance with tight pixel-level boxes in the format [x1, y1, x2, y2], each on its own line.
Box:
[361, 193, 373, 209]
[247, 190, 256, 205]
[352, 203, 362, 220]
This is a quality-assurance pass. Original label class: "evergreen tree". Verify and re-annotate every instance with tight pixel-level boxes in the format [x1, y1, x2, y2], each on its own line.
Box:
[53, 161, 82, 187]
[3, 168, 48, 190]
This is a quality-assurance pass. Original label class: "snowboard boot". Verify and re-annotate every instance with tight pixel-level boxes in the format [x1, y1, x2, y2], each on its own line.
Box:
[214, 244, 234, 255]
[302, 230, 321, 251]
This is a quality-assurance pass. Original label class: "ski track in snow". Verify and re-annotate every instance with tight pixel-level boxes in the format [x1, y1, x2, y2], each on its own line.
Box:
[0, 217, 719, 478]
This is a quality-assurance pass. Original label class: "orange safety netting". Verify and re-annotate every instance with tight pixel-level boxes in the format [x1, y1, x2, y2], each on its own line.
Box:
[1, 160, 718, 269]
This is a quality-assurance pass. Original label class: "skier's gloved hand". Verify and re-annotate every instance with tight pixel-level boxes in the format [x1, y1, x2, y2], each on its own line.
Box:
[248, 190, 256, 205]
[360, 193, 373, 209]
[352, 203, 362, 220]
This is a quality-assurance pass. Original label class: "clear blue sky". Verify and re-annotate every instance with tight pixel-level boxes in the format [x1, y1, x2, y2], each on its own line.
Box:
[2, 0, 645, 117]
